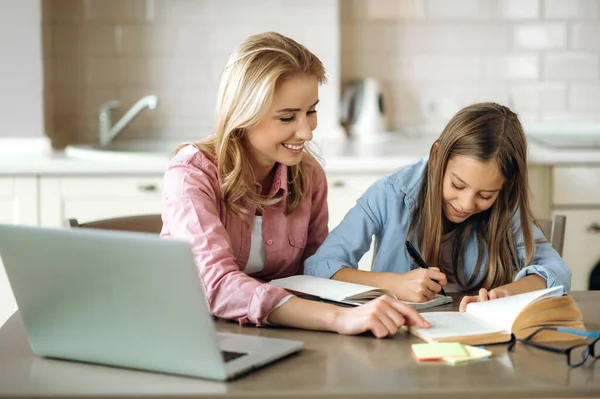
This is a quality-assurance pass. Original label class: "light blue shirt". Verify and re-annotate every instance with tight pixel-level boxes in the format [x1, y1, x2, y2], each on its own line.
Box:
[305, 158, 571, 292]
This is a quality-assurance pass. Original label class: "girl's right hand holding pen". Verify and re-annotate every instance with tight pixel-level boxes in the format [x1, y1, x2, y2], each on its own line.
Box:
[382, 268, 448, 302]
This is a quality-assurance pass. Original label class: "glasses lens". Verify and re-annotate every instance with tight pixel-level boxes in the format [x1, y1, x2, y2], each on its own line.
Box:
[568, 345, 589, 367]
[593, 339, 600, 358]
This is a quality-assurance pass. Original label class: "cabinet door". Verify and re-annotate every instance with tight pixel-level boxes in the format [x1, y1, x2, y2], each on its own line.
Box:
[0, 176, 38, 225]
[0, 176, 38, 327]
[39, 176, 164, 227]
[553, 167, 600, 206]
[554, 210, 600, 291]
[528, 165, 551, 220]
[327, 174, 383, 271]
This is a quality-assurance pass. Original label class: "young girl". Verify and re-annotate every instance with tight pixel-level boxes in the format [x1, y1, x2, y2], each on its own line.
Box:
[305, 102, 571, 311]
[160, 32, 428, 337]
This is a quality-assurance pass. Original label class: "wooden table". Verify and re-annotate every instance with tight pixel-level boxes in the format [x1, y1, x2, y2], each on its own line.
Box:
[0, 292, 599, 399]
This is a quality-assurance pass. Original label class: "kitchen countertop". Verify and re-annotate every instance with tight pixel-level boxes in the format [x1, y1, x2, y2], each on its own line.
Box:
[1, 135, 600, 176]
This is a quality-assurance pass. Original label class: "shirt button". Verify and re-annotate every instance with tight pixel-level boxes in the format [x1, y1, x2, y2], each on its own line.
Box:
[266, 239, 273, 245]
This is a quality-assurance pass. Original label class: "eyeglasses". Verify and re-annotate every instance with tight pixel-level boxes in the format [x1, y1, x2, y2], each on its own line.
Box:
[508, 327, 600, 367]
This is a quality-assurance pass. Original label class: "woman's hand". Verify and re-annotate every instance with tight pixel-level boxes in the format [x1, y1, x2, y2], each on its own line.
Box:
[334, 296, 430, 338]
[459, 287, 512, 312]
[386, 268, 448, 302]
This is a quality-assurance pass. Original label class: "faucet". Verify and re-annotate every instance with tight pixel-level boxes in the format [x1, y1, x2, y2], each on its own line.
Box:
[98, 95, 159, 146]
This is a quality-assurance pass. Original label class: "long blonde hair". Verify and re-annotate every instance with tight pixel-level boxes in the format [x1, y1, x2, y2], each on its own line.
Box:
[408, 102, 535, 290]
[177, 32, 326, 220]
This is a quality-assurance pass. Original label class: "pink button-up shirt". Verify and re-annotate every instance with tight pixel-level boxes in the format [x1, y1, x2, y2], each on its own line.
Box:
[160, 145, 328, 326]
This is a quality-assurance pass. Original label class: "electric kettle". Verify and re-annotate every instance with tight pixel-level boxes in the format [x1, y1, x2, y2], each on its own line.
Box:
[340, 78, 388, 140]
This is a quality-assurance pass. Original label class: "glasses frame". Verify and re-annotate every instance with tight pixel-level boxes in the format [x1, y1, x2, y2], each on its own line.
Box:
[508, 326, 600, 368]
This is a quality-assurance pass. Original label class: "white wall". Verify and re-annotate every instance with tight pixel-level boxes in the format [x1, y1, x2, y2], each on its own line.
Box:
[0, 0, 44, 137]
[342, 0, 600, 131]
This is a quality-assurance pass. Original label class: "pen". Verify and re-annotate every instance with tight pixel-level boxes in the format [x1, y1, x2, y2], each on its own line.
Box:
[405, 240, 448, 297]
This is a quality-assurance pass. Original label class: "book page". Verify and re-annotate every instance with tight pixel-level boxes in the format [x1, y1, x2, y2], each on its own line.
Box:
[268, 275, 395, 302]
[465, 286, 564, 333]
[413, 312, 504, 340]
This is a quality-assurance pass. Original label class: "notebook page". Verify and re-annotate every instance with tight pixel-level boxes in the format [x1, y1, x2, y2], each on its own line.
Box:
[465, 286, 564, 333]
[269, 275, 384, 302]
[405, 295, 453, 310]
[412, 312, 504, 339]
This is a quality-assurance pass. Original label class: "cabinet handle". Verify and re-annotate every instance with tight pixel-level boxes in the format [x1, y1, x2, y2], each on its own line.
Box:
[137, 183, 158, 192]
[332, 180, 346, 188]
[587, 223, 600, 233]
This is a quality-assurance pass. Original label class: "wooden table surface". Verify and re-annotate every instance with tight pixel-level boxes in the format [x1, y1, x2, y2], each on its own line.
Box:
[0, 291, 599, 399]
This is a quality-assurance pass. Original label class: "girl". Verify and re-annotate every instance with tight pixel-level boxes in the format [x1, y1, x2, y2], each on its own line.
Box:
[161, 32, 428, 337]
[305, 102, 571, 311]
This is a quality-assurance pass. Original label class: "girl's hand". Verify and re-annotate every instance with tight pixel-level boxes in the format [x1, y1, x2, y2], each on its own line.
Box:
[334, 296, 430, 338]
[388, 268, 448, 302]
[459, 287, 512, 312]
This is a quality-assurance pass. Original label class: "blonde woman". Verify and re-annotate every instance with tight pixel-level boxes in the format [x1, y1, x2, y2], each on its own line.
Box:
[305, 103, 571, 311]
[161, 32, 428, 337]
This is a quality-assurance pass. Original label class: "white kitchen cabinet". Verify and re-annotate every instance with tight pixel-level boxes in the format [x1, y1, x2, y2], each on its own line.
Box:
[528, 165, 552, 220]
[552, 166, 600, 291]
[39, 175, 164, 227]
[553, 210, 600, 291]
[553, 167, 600, 205]
[37, 172, 387, 270]
[0, 176, 38, 225]
[0, 176, 38, 327]
[326, 173, 384, 271]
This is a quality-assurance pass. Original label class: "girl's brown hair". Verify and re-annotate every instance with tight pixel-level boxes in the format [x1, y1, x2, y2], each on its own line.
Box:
[408, 102, 535, 290]
[177, 31, 326, 220]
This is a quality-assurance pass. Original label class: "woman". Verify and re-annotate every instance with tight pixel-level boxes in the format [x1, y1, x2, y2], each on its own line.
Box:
[161, 32, 428, 337]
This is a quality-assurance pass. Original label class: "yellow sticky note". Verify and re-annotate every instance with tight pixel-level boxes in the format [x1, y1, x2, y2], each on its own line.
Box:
[444, 345, 492, 365]
[411, 343, 468, 361]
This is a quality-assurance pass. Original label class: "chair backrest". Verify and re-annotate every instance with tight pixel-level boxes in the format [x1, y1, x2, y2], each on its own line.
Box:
[537, 215, 566, 257]
[66, 214, 163, 235]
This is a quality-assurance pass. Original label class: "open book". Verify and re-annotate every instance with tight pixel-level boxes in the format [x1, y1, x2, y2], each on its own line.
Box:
[269, 275, 453, 310]
[409, 286, 585, 345]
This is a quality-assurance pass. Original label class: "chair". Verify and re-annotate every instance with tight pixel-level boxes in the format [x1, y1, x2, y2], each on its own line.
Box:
[66, 214, 163, 235]
[537, 215, 566, 257]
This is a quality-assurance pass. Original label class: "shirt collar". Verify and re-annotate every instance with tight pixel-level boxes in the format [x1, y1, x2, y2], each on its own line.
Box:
[254, 163, 288, 199]
[268, 162, 288, 198]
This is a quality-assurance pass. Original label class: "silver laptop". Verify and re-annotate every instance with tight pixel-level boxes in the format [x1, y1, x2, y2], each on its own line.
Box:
[0, 224, 303, 381]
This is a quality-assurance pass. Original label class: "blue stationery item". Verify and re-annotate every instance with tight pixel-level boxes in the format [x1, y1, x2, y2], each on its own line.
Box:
[405, 241, 448, 297]
[555, 328, 600, 339]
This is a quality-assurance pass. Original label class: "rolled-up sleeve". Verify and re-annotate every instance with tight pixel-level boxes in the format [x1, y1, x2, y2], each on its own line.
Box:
[512, 211, 572, 293]
[304, 177, 389, 279]
[162, 161, 288, 326]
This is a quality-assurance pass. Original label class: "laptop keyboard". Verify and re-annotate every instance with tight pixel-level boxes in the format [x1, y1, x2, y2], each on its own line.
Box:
[222, 350, 248, 363]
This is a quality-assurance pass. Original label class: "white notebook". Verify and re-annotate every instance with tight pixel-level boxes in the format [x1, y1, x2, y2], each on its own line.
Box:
[269, 275, 453, 310]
